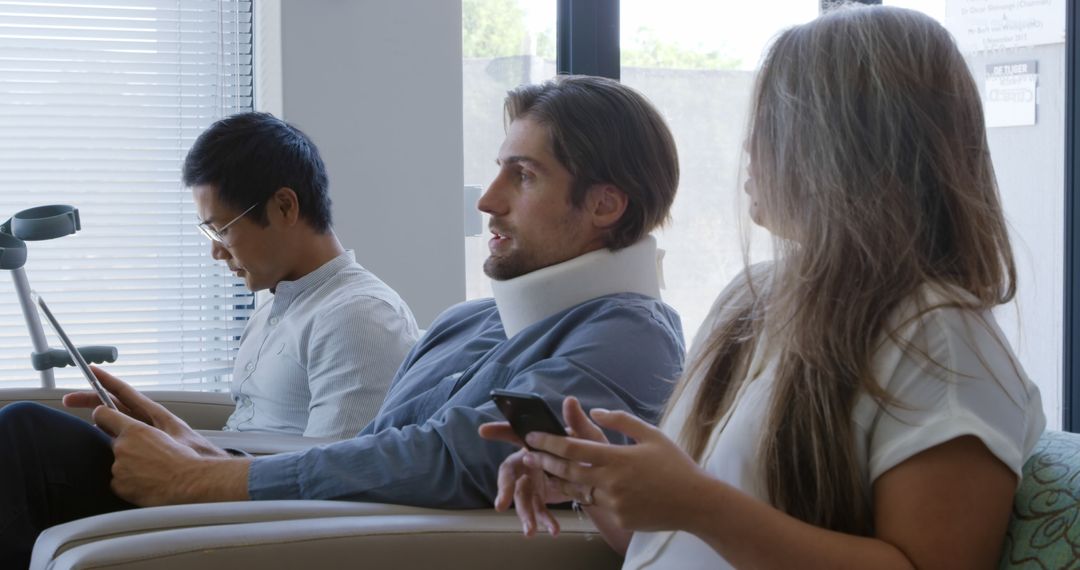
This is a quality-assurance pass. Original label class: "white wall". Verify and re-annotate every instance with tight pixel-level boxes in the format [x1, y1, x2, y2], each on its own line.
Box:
[975, 45, 1066, 430]
[272, 0, 465, 327]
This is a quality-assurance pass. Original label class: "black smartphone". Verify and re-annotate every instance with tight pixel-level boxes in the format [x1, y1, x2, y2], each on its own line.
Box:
[491, 389, 567, 446]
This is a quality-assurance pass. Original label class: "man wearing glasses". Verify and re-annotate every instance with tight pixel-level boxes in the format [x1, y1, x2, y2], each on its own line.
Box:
[103, 111, 419, 442]
[188, 112, 419, 441]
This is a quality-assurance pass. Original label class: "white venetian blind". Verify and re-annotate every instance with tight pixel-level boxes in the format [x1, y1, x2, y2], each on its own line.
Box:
[0, 0, 254, 389]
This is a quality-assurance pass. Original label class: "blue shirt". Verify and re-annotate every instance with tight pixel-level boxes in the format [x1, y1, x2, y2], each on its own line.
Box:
[248, 293, 684, 508]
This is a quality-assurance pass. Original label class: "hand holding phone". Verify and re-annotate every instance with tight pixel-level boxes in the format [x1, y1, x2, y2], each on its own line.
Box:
[490, 389, 566, 448]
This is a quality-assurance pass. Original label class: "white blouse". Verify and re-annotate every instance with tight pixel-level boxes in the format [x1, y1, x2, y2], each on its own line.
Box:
[622, 284, 1046, 569]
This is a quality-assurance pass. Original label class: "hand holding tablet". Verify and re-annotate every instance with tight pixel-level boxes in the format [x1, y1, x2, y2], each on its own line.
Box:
[34, 292, 118, 410]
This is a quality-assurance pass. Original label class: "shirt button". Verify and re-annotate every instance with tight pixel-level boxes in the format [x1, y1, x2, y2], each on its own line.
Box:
[269, 317, 280, 326]
[245, 362, 255, 372]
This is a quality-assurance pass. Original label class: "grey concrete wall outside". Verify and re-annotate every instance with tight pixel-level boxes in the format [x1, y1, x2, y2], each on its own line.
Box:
[279, 0, 465, 328]
[622, 67, 766, 342]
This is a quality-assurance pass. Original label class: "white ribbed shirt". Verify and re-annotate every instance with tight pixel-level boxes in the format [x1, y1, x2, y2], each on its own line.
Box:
[223, 251, 419, 439]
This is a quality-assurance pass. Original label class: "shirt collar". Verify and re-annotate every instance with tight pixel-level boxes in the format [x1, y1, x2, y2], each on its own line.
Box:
[271, 250, 355, 311]
[491, 236, 663, 339]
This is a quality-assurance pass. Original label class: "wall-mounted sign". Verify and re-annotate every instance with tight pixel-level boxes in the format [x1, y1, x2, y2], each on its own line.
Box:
[946, 0, 1065, 53]
[984, 60, 1038, 128]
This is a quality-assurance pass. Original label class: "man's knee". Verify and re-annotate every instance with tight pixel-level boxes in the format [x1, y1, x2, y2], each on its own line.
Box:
[0, 401, 63, 432]
[0, 401, 101, 454]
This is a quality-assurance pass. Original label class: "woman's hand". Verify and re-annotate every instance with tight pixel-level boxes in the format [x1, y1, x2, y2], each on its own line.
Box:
[479, 396, 609, 537]
[523, 408, 713, 533]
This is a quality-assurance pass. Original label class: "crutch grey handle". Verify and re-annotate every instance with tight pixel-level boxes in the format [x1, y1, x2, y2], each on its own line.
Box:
[0, 233, 26, 270]
[31, 346, 119, 371]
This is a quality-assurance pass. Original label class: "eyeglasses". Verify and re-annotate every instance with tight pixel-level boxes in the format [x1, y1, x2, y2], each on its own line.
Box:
[197, 202, 260, 245]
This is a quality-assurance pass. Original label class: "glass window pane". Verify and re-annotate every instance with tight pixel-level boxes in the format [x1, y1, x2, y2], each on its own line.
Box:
[462, 0, 557, 300]
[621, 0, 818, 344]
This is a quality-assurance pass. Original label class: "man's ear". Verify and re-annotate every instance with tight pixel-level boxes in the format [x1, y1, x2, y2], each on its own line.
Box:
[586, 184, 628, 230]
[269, 187, 301, 227]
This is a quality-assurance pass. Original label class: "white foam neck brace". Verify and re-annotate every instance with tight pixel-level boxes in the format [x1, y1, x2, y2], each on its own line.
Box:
[491, 236, 662, 339]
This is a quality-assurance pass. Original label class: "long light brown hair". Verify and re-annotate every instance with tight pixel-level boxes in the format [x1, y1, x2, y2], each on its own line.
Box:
[675, 5, 1016, 535]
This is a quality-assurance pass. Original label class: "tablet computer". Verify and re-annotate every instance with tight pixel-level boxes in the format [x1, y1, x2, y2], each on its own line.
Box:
[35, 293, 117, 410]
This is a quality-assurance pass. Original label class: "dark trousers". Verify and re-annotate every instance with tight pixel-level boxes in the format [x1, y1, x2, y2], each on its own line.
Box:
[0, 402, 133, 568]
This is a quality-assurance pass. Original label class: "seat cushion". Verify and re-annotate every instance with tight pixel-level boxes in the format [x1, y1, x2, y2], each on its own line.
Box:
[1000, 430, 1080, 569]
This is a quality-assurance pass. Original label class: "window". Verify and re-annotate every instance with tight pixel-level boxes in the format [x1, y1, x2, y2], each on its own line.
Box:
[620, 0, 818, 343]
[0, 0, 254, 390]
[462, 0, 557, 300]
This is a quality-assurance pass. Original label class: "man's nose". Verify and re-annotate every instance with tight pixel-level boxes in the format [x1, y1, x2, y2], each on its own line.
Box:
[476, 177, 507, 217]
[210, 240, 231, 260]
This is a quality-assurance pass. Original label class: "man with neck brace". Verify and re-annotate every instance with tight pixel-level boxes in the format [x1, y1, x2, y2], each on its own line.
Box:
[0, 76, 684, 558]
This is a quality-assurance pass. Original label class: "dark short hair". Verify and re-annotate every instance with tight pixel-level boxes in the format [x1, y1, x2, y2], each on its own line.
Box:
[504, 76, 679, 250]
[183, 112, 332, 232]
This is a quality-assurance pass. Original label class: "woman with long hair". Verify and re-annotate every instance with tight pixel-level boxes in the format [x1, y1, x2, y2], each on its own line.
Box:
[480, 5, 1045, 568]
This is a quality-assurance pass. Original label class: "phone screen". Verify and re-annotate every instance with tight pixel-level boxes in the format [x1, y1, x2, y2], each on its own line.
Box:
[491, 389, 566, 445]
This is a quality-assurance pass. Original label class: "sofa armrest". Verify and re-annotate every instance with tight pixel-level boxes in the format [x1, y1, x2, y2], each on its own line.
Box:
[1, 389, 338, 455]
[197, 430, 342, 455]
[142, 390, 234, 429]
[33, 501, 433, 564]
[0, 388, 233, 430]
[35, 502, 620, 570]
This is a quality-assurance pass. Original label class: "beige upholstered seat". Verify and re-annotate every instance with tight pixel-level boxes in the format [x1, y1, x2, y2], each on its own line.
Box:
[2, 388, 620, 569]
[32, 501, 619, 570]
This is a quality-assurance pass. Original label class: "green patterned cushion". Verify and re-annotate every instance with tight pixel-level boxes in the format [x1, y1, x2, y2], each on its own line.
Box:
[1000, 430, 1080, 569]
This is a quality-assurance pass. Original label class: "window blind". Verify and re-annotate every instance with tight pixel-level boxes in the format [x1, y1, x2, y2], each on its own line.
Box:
[0, 0, 254, 390]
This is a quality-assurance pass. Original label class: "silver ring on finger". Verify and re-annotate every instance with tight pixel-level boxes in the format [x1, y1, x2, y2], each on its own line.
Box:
[580, 486, 595, 506]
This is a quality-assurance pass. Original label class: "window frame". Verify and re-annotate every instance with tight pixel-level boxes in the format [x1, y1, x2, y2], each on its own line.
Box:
[1065, 0, 1080, 431]
[556, 0, 620, 78]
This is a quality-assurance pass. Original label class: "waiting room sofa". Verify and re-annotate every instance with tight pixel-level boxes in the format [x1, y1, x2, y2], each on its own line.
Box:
[3, 389, 1078, 569]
